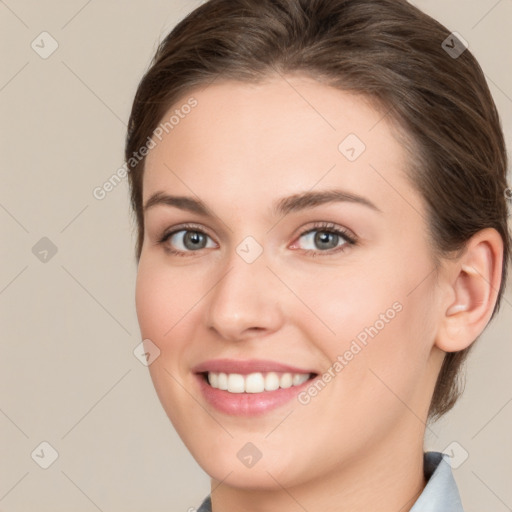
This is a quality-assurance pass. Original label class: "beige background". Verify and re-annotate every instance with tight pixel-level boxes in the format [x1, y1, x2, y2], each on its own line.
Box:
[0, 1, 511, 511]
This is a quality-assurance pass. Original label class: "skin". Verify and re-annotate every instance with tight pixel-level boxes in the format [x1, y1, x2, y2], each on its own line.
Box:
[135, 74, 503, 512]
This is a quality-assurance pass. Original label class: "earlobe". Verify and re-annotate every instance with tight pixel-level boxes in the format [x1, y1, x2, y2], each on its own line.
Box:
[435, 228, 503, 353]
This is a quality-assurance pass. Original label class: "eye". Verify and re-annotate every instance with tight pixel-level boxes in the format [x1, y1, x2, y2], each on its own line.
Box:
[291, 222, 357, 255]
[158, 224, 216, 256]
[157, 222, 357, 257]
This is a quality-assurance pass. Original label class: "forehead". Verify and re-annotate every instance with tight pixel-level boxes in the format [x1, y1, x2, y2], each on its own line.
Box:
[142, 75, 419, 217]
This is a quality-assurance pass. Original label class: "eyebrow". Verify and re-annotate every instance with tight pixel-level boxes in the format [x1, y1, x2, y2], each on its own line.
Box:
[143, 189, 381, 217]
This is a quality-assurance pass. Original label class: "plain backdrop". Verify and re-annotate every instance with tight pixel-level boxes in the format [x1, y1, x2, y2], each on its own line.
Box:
[1, 1, 511, 511]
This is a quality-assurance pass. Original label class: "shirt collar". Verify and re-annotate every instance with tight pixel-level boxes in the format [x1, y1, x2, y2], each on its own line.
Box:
[197, 451, 464, 512]
[410, 451, 465, 511]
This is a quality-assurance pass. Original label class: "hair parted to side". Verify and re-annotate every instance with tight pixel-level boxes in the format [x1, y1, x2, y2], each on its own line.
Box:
[125, 0, 511, 422]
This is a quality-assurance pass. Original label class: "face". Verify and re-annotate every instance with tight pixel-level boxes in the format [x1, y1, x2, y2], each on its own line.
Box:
[136, 75, 445, 490]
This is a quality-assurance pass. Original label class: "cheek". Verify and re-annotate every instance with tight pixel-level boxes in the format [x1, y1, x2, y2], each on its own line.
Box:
[291, 260, 402, 349]
[297, 248, 437, 399]
[135, 259, 200, 418]
[135, 265, 168, 342]
[135, 258, 198, 344]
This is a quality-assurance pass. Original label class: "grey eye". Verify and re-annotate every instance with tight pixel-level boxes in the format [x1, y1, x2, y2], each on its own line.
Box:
[298, 230, 346, 251]
[169, 230, 215, 251]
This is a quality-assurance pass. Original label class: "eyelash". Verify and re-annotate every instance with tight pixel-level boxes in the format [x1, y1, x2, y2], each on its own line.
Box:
[156, 222, 357, 258]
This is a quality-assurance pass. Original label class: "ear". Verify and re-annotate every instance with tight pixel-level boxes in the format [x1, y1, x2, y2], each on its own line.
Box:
[435, 228, 504, 353]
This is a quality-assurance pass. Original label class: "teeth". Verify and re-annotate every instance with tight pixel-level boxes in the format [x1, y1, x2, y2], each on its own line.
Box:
[217, 372, 228, 390]
[207, 371, 310, 393]
[265, 372, 280, 391]
[292, 373, 307, 385]
[227, 373, 245, 393]
[280, 373, 292, 389]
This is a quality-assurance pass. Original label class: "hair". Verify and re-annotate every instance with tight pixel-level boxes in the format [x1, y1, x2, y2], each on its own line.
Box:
[125, 0, 511, 422]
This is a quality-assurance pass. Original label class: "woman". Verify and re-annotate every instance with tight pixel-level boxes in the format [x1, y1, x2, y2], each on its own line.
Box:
[124, 0, 510, 510]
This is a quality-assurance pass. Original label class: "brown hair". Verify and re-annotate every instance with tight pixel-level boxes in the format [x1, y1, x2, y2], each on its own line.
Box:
[125, 0, 511, 422]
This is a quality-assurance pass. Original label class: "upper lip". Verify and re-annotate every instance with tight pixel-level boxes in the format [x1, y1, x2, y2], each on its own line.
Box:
[191, 358, 316, 375]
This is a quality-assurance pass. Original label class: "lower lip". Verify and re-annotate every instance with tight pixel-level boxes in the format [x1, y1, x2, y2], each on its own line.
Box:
[195, 373, 314, 417]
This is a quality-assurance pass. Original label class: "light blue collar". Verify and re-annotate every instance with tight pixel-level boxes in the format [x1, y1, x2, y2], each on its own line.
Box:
[410, 451, 464, 511]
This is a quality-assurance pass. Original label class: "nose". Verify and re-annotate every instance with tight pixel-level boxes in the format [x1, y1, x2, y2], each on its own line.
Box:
[204, 247, 285, 342]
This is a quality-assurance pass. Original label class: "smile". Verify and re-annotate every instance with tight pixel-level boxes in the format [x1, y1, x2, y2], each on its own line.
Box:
[206, 371, 312, 393]
[192, 358, 319, 416]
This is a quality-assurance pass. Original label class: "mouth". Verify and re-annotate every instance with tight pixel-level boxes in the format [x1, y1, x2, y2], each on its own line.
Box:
[199, 371, 317, 394]
[193, 360, 319, 416]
